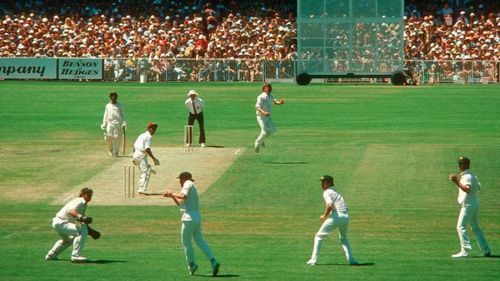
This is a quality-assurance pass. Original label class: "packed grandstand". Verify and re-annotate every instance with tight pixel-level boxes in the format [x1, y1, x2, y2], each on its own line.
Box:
[0, 0, 498, 83]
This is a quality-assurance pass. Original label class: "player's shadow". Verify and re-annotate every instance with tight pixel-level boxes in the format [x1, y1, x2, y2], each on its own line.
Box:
[139, 192, 164, 196]
[195, 274, 240, 278]
[205, 145, 225, 148]
[470, 255, 500, 259]
[88, 259, 128, 264]
[317, 262, 375, 267]
[264, 161, 309, 165]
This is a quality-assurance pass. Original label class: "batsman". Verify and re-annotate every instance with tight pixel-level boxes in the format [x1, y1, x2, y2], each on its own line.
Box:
[101, 91, 127, 156]
[133, 122, 160, 194]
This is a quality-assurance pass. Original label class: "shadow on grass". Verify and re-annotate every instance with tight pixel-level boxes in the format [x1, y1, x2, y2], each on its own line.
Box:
[264, 161, 309, 165]
[470, 254, 500, 259]
[316, 262, 375, 267]
[55, 259, 128, 264]
[138, 192, 164, 196]
[205, 145, 225, 148]
[87, 259, 128, 264]
[194, 274, 240, 278]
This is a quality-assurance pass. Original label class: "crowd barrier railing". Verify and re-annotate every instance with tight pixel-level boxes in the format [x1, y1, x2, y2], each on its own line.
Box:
[1, 58, 498, 84]
[405, 60, 499, 85]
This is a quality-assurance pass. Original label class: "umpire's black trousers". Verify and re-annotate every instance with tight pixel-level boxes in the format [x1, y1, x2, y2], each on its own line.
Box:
[188, 112, 206, 144]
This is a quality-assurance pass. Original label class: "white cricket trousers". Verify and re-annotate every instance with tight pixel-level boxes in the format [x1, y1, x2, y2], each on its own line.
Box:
[181, 212, 215, 264]
[310, 212, 355, 263]
[48, 218, 88, 258]
[255, 115, 277, 145]
[133, 155, 151, 193]
[105, 124, 123, 156]
[456, 204, 490, 253]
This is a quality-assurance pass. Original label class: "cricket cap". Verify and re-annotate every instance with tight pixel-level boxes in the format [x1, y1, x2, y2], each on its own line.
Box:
[177, 171, 193, 180]
[147, 122, 158, 129]
[187, 89, 198, 96]
[458, 156, 470, 165]
[319, 175, 334, 183]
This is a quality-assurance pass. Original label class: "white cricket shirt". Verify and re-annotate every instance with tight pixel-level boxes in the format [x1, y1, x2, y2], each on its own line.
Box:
[255, 92, 275, 116]
[323, 187, 348, 214]
[102, 102, 125, 126]
[55, 197, 87, 223]
[458, 169, 480, 206]
[185, 97, 205, 114]
[133, 131, 153, 158]
[180, 180, 200, 214]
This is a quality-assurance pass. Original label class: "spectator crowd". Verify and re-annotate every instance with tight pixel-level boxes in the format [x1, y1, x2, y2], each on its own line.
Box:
[0, 1, 297, 61]
[0, 0, 498, 82]
[405, 0, 498, 61]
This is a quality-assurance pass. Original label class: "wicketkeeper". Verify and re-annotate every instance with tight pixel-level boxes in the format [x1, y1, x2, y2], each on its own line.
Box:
[45, 187, 101, 263]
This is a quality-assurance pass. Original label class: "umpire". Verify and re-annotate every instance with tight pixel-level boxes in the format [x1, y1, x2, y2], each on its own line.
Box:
[185, 90, 206, 147]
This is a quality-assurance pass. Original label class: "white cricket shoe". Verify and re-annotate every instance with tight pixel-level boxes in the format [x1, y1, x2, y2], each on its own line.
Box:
[306, 258, 317, 266]
[201, 143, 206, 147]
[45, 252, 58, 261]
[71, 256, 87, 263]
[254, 142, 260, 153]
[451, 251, 469, 258]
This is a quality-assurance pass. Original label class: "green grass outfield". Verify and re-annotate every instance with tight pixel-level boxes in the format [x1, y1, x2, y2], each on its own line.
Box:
[0, 81, 499, 281]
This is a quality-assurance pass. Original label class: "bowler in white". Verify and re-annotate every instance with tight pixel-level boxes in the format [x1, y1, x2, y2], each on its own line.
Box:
[254, 83, 284, 153]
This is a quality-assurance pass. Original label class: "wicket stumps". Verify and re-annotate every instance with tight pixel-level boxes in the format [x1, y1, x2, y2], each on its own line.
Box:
[184, 125, 194, 152]
[124, 165, 136, 198]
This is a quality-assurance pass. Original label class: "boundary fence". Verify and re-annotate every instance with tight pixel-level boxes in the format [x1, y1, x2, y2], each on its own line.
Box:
[1, 58, 498, 84]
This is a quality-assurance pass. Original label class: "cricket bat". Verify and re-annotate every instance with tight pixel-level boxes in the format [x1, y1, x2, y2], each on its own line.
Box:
[121, 127, 126, 155]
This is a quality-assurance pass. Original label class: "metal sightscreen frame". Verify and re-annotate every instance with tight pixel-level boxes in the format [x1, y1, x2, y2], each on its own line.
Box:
[297, 0, 404, 77]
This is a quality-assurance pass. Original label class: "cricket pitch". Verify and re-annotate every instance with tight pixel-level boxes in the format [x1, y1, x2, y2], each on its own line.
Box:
[52, 147, 244, 206]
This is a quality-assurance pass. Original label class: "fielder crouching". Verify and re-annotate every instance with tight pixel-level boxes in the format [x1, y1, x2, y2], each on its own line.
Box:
[45, 187, 96, 263]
